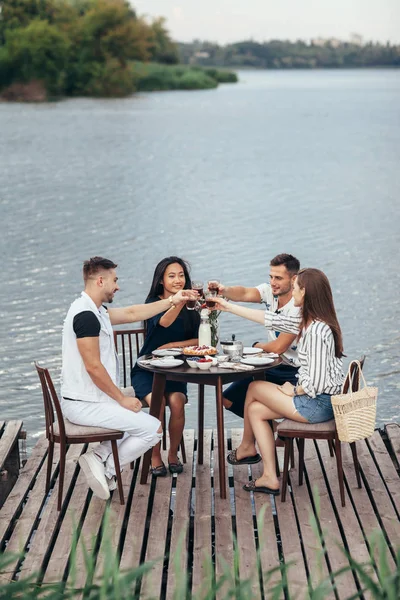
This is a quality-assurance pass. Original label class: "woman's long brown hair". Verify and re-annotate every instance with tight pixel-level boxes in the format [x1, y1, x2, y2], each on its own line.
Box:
[297, 268, 344, 358]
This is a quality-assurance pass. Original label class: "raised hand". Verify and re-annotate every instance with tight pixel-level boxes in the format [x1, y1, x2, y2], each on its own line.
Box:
[213, 296, 229, 311]
[173, 289, 198, 305]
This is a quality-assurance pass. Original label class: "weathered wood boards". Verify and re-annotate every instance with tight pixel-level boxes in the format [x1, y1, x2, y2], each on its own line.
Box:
[0, 427, 398, 598]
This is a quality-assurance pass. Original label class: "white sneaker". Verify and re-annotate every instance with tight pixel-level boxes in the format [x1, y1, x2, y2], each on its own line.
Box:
[106, 475, 117, 491]
[78, 451, 110, 500]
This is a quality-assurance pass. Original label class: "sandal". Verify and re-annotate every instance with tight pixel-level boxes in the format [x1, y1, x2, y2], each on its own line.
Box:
[168, 460, 183, 474]
[151, 462, 167, 477]
[243, 479, 280, 496]
[227, 449, 262, 466]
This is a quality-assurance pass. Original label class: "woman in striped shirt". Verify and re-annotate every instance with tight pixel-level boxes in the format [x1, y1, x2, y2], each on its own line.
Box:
[214, 268, 344, 496]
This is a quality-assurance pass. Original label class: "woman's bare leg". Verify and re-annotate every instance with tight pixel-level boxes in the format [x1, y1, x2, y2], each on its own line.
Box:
[143, 392, 166, 468]
[235, 380, 308, 461]
[165, 392, 186, 464]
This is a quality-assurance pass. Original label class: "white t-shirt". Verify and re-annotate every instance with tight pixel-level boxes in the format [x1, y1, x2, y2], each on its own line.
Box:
[255, 283, 300, 367]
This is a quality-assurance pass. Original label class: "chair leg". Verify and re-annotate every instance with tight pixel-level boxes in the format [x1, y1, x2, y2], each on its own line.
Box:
[162, 407, 167, 451]
[281, 439, 292, 502]
[335, 439, 345, 507]
[58, 440, 66, 512]
[298, 438, 305, 486]
[269, 420, 280, 477]
[290, 439, 295, 469]
[46, 441, 54, 493]
[328, 440, 334, 457]
[111, 440, 125, 505]
[350, 441, 362, 489]
[180, 435, 187, 464]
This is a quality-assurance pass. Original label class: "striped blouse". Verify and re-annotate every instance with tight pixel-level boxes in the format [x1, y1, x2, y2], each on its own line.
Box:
[264, 311, 344, 398]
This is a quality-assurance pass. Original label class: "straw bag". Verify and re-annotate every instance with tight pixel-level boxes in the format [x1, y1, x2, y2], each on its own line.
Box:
[331, 360, 377, 443]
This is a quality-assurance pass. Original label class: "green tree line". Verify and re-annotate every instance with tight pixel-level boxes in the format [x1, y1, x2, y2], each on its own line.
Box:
[179, 39, 400, 69]
[0, 0, 180, 98]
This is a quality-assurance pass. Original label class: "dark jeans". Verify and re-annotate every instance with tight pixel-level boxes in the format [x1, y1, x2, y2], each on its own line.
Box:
[224, 364, 299, 418]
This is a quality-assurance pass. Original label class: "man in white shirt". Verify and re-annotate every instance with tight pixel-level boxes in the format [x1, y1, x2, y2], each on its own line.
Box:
[61, 257, 196, 500]
[217, 254, 301, 418]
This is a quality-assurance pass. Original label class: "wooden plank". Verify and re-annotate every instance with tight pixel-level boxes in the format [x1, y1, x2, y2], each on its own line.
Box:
[94, 465, 133, 580]
[20, 444, 84, 581]
[214, 429, 234, 599]
[0, 421, 22, 467]
[140, 462, 173, 598]
[341, 442, 395, 568]
[166, 429, 195, 600]
[192, 429, 213, 596]
[386, 424, 400, 466]
[231, 428, 261, 599]
[0, 435, 48, 544]
[288, 440, 335, 598]
[303, 440, 359, 599]
[251, 460, 282, 595]
[368, 431, 400, 516]
[317, 440, 377, 588]
[274, 457, 309, 598]
[352, 439, 400, 557]
[42, 443, 99, 584]
[0, 443, 61, 582]
[65, 494, 109, 592]
[0, 422, 5, 436]
[119, 459, 151, 573]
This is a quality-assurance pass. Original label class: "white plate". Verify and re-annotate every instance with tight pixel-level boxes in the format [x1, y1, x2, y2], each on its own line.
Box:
[240, 357, 275, 366]
[151, 359, 184, 368]
[152, 349, 182, 357]
[242, 347, 263, 355]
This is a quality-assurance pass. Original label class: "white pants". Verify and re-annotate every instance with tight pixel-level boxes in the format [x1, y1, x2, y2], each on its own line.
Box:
[61, 398, 162, 478]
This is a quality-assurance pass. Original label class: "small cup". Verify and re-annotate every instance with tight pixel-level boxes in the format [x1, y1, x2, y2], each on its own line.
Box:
[205, 290, 217, 309]
[192, 280, 204, 298]
[207, 279, 220, 292]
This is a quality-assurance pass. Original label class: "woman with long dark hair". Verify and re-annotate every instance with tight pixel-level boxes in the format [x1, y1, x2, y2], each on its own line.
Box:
[214, 268, 344, 495]
[131, 257, 200, 476]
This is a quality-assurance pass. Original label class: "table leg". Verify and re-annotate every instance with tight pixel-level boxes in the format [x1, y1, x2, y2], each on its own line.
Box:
[140, 372, 166, 484]
[215, 377, 226, 499]
[197, 384, 205, 465]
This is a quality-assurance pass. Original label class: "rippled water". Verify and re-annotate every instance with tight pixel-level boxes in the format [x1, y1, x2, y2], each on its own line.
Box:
[1, 69, 399, 448]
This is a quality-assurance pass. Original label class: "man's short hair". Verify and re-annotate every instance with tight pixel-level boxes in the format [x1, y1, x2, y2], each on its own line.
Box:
[270, 254, 300, 275]
[83, 257, 117, 283]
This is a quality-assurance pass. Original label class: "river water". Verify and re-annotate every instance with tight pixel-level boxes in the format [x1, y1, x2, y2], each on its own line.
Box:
[1, 69, 399, 448]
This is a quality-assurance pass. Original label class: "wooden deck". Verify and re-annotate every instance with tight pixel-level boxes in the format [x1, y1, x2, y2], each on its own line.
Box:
[0, 425, 399, 599]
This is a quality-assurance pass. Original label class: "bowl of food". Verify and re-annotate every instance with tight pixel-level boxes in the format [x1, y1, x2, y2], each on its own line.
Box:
[186, 357, 201, 369]
[196, 358, 214, 370]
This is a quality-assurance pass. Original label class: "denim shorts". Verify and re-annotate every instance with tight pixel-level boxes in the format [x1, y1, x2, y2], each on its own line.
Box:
[293, 393, 334, 424]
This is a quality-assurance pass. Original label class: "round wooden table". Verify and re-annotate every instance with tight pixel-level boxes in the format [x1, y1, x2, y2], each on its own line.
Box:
[138, 355, 282, 499]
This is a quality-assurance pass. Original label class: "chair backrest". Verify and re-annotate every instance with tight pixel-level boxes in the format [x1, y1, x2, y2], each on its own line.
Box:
[342, 355, 365, 394]
[35, 362, 66, 441]
[114, 327, 146, 387]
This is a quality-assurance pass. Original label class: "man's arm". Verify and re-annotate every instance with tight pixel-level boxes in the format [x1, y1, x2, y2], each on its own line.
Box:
[77, 337, 141, 412]
[108, 289, 197, 326]
[254, 333, 297, 355]
[218, 284, 261, 303]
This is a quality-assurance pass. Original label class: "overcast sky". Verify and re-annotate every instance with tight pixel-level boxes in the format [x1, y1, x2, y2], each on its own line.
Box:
[131, 0, 400, 44]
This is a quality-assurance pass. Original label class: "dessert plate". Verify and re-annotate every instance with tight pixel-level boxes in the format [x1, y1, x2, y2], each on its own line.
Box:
[242, 347, 263, 355]
[152, 349, 182, 357]
[240, 357, 275, 366]
[151, 359, 184, 368]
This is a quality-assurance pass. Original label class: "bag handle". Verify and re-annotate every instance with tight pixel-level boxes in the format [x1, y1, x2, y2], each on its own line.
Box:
[343, 360, 368, 396]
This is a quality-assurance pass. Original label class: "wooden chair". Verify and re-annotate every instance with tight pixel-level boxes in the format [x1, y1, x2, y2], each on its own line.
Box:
[35, 362, 125, 511]
[278, 357, 365, 507]
[113, 329, 186, 463]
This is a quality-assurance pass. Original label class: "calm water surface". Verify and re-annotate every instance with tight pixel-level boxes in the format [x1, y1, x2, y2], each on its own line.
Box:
[1, 69, 399, 448]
